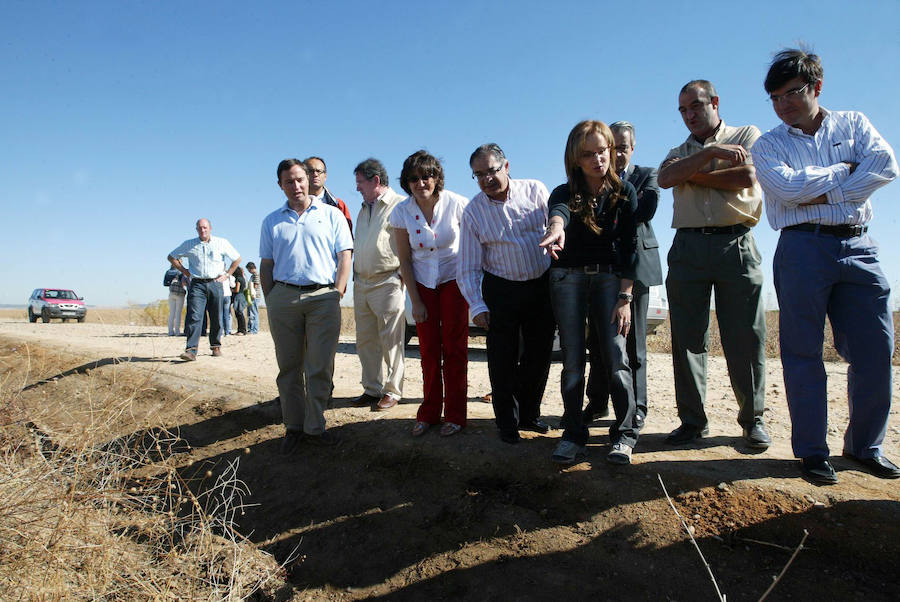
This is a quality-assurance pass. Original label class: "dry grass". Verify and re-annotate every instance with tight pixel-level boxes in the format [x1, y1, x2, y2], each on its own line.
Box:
[0, 343, 287, 600]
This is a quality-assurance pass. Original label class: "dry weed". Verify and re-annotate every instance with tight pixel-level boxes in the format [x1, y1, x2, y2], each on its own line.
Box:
[0, 347, 287, 600]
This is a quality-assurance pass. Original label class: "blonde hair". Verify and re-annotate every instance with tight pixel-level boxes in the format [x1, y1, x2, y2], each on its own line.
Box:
[563, 120, 625, 235]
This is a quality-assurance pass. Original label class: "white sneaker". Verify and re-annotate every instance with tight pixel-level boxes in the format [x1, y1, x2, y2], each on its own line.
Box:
[607, 442, 633, 465]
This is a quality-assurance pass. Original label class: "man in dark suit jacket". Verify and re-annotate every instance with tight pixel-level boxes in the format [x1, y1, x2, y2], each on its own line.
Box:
[583, 121, 662, 429]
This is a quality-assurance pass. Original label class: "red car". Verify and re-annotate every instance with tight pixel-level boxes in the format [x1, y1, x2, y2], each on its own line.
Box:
[27, 288, 87, 323]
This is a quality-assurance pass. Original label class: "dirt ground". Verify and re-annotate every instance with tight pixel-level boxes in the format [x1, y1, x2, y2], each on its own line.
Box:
[2, 309, 899, 601]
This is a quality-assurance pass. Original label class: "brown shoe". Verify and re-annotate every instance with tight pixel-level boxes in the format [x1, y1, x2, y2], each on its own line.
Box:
[211, 347, 222, 357]
[180, 350, 197, 362]
[376, 394, 398, 411]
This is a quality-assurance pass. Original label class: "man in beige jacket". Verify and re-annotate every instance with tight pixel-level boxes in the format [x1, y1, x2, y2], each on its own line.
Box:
[352, 158, 406, 410]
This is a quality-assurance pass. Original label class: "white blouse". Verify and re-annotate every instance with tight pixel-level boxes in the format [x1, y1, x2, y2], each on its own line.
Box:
[389, 189, 468, 289]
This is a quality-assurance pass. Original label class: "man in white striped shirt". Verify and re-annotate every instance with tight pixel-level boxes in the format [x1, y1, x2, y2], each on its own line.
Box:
[458, 143, 555, 444]
[752, 48, 899, 484]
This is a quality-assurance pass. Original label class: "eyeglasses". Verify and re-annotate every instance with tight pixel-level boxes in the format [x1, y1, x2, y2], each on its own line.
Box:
[308, 168, 326, 175]
[769, 83, 809, 104]
[407, 174, 434, 184]
[471, 166, 504, 180]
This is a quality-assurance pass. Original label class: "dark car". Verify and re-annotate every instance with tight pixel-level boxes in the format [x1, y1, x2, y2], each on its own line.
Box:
[28, 288, 87, 323]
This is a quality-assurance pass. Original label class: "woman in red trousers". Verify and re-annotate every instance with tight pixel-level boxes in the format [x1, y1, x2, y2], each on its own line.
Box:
[391, 150, 469, 437]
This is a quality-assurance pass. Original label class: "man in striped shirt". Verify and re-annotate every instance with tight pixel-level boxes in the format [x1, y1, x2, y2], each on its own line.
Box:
[753, 49, 899, 484]
[457, 143, 555, 444]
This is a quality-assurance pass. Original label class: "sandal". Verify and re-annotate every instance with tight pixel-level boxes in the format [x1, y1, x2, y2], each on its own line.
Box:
[440, 422, 462, 437]
[412, 421, 430, 437]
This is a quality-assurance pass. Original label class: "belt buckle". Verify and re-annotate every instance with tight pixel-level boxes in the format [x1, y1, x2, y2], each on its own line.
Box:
[850, 225, 863, 237]
[584, 264, 600, 275]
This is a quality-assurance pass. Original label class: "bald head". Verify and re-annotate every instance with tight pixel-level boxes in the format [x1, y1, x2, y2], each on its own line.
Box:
[195, 219, 211, 241]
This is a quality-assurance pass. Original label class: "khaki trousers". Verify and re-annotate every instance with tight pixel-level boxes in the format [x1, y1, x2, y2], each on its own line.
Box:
[353, 274, 405, 399]
[266, 283, 341, 435]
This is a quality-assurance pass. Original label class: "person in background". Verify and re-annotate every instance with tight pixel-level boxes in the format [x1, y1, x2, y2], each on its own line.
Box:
[752, 48, 899, 484]
[539, 120, 639, 465]
[167, 218, 241, 360]
[305, 156, 353, 232]
[246, 261, 261, 334]
[221, 271, 235, 337]
[391, 150, 469, 437]
[231, 266, 248, 335]
[166, 267, 188, 336]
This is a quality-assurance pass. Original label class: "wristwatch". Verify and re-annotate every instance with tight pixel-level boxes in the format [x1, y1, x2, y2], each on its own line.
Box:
[617, 292, 633, 302]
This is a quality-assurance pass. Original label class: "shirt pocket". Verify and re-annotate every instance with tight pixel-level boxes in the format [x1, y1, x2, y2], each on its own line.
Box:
[829, 139, 856, 163]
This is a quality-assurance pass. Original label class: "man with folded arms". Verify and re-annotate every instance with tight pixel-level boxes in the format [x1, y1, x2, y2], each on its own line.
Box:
[351, 158, 406, 411]
[752, 49, 899, 484]
[658, 80, 770, 450]
[261, 159, 353, 453]
[167, 218, 241, 361]
[458, 143, 555, 444]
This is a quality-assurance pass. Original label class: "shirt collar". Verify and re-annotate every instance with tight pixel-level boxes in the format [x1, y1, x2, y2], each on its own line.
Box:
[689, 119, 725, 145]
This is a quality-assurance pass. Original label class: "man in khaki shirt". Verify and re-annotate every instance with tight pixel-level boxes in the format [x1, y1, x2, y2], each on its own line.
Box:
[352, 158, 406, 410]
[658, 79, 769, 450]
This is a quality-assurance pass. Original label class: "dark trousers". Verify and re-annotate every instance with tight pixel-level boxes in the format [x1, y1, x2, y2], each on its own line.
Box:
[232, 295, 247, 334]
[666, 229, 766, 429]
[482, 271, 555, 434]
[586, 280, 650, 421]
[775, 230, 893, 459]
[184, 279, 224, 351]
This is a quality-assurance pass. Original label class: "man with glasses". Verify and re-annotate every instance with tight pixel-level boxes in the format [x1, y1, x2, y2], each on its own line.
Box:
[458, 143, 555, 444]
[351, 158, 406, 411]
[752, 49, 899, 484]
[658, 80, 770, 450]
[304, 156, 353, 232]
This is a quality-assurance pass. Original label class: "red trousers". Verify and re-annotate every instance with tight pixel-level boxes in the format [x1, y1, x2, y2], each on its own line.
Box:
[415, 280, 469, 426]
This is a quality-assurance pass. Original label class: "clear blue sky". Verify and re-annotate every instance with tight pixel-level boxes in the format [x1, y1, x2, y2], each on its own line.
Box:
[3, 0, 899, 308]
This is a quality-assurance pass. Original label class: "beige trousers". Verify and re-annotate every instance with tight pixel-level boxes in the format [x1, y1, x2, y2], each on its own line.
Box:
[353, 274, 405, 399]
[266, 283, 341, 435]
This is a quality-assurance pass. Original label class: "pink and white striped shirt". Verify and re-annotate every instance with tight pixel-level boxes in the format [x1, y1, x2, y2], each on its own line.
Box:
[457, 178, 551, 317]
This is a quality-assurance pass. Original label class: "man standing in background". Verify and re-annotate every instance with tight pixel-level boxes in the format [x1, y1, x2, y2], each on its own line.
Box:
[305, 156, 353, 232]
[351, 158, 406, 411]
[167, 218, 241, 361]
[246, 261, 261, 334]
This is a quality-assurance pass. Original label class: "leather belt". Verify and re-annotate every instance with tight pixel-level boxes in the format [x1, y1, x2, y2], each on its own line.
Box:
[580, 264, 615, 274]
[276, 281, 333, 292]
[192, 277, 215, 283]
[679, 224, 750, 235]
[783, 223, 867, 238]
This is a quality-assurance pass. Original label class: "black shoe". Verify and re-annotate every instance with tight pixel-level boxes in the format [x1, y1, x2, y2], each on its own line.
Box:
[743, 421, 771, 449]
[351, 393, 380, 407]
[583, 403, 610, 423]
[665, 423, 709, 445]
[307, 430, 342, 447]
[801, 456, 838, 485]
[842, 452, 900, 479]
[280, 430, 304, 455]
[499, 430, 521, 444]
[519, 419, 551, 434]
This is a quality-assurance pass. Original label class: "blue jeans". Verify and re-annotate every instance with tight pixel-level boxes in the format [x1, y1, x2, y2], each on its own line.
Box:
[222, 296, 232, 336]
[248, 298, 259, 333]
[550, 267, 637, 447]
[775, 229, 893, 460]
[185, 279, 224, 351]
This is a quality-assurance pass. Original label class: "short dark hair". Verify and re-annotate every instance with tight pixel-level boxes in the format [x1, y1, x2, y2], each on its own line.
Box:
[246, 261, 256, 270]
[277, 158, 306, 182]
[469, 143, 506, 167]
[354, 158, 388, 186]
[680, 79, 717, 100]
[764, 48, 823, 93]
[303, 156, 326, 172]
[399, 150, 445, 196]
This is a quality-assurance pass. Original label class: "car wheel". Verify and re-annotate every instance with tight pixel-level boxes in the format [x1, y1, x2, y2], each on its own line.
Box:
[28, 307, 38, 323]
[41, 309, 51, 323]
[62, 318, 68, 323]
[77, 316, 85, 323]
[404, 324, 415, 346]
